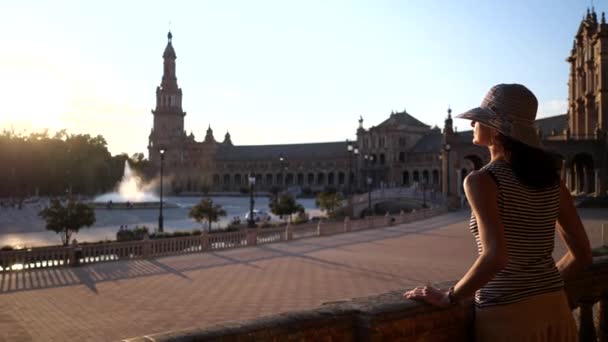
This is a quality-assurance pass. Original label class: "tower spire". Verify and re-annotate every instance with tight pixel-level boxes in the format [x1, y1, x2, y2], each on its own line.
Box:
[150, 30, 186, 163]
[444, 106, 454, 135]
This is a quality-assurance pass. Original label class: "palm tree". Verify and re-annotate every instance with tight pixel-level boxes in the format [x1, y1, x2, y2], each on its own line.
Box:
[189, 198, 227, 231]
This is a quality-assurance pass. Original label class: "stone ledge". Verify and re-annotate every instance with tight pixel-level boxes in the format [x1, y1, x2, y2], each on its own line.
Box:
[124, 258, 608, 342]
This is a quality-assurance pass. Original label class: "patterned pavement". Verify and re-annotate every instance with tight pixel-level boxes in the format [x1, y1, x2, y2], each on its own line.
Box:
[0, 209, 605, 342]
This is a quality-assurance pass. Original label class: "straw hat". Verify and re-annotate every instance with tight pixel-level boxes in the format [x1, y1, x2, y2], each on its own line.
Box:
[456, 83, 541, 148]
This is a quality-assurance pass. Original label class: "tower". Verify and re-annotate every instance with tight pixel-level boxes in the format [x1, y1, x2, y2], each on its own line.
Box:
[567, 8, 608, 138]
[149, 31, 187, 164]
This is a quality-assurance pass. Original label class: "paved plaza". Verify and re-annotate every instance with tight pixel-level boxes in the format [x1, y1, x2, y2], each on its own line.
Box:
[0, 209, 606, 342]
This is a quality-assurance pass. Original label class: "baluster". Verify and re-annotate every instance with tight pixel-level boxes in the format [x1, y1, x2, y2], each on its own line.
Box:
[579, 299, 597, 342]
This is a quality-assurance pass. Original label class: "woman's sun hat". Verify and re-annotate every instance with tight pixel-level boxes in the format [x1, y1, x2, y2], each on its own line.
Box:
[455, 83, 541, 148]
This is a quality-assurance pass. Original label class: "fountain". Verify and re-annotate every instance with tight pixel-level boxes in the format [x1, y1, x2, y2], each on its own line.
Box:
[91, 161, 177, 209]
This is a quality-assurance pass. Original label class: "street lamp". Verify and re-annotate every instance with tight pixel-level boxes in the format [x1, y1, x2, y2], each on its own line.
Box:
[248, 174, 256, 228]
[279, 154, 287, 192]
[363, 154, 369, 192]
[444, 144, 451, 197]
[364, 154, 374, 215]
[347, 140, 353, 195]
[158, 148, 166, 232]
[353, 146, 359, 192]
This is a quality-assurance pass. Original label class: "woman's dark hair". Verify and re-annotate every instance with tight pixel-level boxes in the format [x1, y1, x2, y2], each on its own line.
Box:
[496, 134, 561, 189]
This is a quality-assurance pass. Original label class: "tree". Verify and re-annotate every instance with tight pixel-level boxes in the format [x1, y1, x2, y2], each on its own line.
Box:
[189, 198, 227, 231]
[315, 190, 344, 218]
[269, 193, 304, 224]
[39, 199, 96, 246]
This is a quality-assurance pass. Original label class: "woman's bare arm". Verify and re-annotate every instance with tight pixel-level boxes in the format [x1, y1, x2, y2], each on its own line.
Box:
[450, 170, 508, 302]
[555, 181, 592, 281]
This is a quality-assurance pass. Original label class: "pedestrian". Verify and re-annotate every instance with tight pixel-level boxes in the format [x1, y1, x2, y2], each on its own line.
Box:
[404, 84, 592, 341]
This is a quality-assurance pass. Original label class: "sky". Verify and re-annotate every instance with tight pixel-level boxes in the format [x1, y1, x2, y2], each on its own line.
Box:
[0, 0, 600, 156]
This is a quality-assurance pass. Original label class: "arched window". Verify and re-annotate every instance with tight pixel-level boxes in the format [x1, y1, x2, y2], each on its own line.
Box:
[286, 173, 294, 186]
[276, 173, 283, 186]
[317, 173, 325, 185]
[403, 171, 409, 186]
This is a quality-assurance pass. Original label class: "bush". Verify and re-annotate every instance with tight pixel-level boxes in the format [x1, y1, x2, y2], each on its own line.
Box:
[116, 229, 135, 242]
[208, 226, 240, 234]
[133, 226, 149, 240]
[149, 230, 203, 239]
[115, 225, 149, 242]
[79, 239, 113, 245]
[0, 245, 14, 251]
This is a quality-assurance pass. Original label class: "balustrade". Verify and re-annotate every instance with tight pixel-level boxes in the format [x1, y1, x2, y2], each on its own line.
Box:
[0, 206, 447, 272]
[208, 231, 247, 250]
[125, 256, 608, 341]
[256, 227, 285, 244]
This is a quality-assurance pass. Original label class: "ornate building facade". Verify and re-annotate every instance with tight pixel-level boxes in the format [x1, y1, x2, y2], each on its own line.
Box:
[149, 12, 607, 198]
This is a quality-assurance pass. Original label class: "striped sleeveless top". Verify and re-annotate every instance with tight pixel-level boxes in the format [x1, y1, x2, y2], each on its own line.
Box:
[469, 160, 563, 308]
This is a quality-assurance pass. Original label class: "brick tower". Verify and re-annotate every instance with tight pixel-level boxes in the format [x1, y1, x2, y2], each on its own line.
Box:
[148, 31, 186, 166]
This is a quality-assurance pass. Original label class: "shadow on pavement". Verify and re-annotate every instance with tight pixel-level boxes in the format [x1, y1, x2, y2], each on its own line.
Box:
[0, 211, 470, 294]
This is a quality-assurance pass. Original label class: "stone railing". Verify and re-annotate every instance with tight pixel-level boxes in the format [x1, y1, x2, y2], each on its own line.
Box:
[124, 256, 608, 342]
[0, 207, 447, 272]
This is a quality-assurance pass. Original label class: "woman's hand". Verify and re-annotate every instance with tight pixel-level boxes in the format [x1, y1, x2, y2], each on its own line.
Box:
[403, 285, 450, 308]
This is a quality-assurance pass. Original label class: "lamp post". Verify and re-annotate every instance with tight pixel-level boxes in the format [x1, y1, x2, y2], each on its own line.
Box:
[158, 148, 165, 232]
[364, 154, 374, 215]
[353, 146, 359, 192]
[248, 174, 256, 228]
[363, 154, 369, 192]
[347, 140, 353, 195]
[279, 154, 286, 192]
[444, 143, 451, 197]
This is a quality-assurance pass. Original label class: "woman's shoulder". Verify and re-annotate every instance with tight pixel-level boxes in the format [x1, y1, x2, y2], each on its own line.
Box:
[464, 169, 498, 191]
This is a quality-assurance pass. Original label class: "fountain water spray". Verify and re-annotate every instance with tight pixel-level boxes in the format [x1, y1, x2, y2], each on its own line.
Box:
[94, 161, 159, 203]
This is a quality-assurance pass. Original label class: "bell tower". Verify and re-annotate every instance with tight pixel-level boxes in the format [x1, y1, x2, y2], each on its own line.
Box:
[149, 31, 186, 164]
[567, 8, 608, 138]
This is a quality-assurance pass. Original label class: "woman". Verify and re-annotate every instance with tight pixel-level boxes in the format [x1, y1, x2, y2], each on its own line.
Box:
[403, 84, 592, 341]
